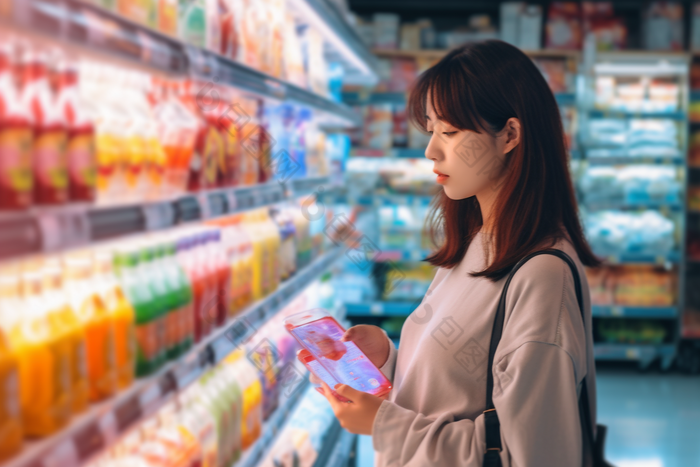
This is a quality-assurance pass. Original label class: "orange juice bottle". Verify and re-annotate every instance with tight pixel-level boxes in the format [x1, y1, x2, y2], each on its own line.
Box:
[92, 249, 136, 389]
[64, 254, 118, 401]
[13, 267, 71, 436]
[41, 262, 89, 414]
[0, 270, 23, 458]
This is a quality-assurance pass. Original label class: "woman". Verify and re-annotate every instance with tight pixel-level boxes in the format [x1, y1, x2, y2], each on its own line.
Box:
[316, 40, 600, 466]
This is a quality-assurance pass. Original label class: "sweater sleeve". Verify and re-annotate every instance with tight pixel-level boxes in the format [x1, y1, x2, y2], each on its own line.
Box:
[372, 342, 582, 467]
[379, 330, 398, 382]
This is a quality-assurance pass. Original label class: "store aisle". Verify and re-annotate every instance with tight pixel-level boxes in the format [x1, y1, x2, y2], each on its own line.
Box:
[354, 367, 700, 467]
[598, 367, 700, 467]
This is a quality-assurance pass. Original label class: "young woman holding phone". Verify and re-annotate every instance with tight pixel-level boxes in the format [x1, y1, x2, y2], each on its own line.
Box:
[310, 40, 603, 467]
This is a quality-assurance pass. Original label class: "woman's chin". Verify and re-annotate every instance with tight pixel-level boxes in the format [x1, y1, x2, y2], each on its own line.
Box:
[442, 187, 473, 201]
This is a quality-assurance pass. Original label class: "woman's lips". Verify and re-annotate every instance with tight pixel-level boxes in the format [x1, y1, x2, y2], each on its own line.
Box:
[434, 170, 449, 184]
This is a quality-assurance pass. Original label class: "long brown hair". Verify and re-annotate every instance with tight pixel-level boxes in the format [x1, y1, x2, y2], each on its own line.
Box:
[408, 40, 600, 280]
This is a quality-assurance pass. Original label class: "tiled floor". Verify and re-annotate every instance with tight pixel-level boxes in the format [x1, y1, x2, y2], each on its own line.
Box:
[356, 366, 700, 467]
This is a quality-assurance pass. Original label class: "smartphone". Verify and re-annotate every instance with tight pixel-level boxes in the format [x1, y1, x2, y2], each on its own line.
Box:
[297, 349, 351, 402]
[284, 309, 392, 398]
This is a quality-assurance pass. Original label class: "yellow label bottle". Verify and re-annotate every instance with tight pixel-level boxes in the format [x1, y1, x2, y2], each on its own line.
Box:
[0, 272, 23, 458]
[41, 263, 89, 415]
[14, 268, 72, 436]
[64, 255, 118, 402]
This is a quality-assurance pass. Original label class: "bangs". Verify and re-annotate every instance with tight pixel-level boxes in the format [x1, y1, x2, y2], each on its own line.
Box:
[407, 54, 487, 134]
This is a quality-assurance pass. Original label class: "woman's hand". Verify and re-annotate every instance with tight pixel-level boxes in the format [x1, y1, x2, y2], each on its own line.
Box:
[341, 324, 390, 368]
[320, 382, 386, 435]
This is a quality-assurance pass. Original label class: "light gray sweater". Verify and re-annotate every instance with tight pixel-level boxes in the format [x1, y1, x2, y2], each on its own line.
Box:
[373, 232, 597, 467]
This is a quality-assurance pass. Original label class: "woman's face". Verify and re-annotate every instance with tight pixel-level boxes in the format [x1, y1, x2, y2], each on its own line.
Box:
[424, 98, 520, 201]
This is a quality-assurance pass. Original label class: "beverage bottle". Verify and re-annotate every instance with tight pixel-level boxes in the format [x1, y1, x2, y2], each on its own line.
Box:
[216, 365, 243, 465]
[81, 63, 125, 204]
[152, 80, 197, 197]
[262, 210, 281, 293]
[14, 267, 72, 435]
[194, 229, 218, 338]
[0, 42, 33, 209]
[55, 60, 96, 202]
[92, 249, 136, 389]
[41, 261, 90, 414]
[114, 245, 167, 376]
[155, 238, 190, 358]
[140, 240, 176, 359]
[204, 228, 229, 327]
[180, 80, 224, 191]
[233, 216, 254, 310]
[0, 270, 23, 458]
[63, 254, 117, 401]
[224, 349, 261, 450]
[171, 236, 195, 351]
[20, 50, 68, 205]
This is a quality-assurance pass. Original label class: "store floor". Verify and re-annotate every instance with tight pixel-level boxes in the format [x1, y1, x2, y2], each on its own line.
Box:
[356, 364, 700, 466]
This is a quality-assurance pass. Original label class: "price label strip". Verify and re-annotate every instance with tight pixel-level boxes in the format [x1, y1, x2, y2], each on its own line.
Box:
[143, 202, 175, 231]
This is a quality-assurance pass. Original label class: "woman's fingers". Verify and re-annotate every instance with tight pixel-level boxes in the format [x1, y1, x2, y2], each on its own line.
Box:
[320, 382, 344, 412]
[333, 384, 361, 403]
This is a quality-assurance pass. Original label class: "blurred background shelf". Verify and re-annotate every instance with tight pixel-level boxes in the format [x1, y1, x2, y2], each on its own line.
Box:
[1, 245, 345, 467]
[592, 306, 678, 318]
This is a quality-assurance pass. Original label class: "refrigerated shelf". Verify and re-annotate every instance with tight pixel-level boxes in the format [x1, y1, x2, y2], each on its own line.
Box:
[351, 148, 426, 158]
[1, 246, 345, 467]
[2, 0, 365, 127]
[0, 177, 331, 262]
[594, 343, 676, 369]
[591, 306, 678, 319]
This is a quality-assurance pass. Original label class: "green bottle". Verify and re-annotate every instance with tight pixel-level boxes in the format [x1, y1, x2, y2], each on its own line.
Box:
[113, 246, 166, 376]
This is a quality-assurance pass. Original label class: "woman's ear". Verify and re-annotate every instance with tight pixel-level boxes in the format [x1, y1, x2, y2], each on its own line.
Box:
[500, 118, 521, 155]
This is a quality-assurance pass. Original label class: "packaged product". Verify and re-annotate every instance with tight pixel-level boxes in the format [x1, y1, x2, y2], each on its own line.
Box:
[0, 42, 33, 209]
[545, 2, 582, 50]
[178, 0, 206, 48]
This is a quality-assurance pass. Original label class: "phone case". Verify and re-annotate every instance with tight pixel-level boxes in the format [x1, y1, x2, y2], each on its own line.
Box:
[285, 309, 392, 397]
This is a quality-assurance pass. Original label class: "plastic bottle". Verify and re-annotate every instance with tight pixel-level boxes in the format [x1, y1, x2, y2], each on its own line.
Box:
[55, 60, 96, 202]
[152, 80, 197, 197]
[20, 50, 68, 205]
[0, 42, 33, 209]
[0, 270, 23, 459]
[41, 261, 90, 414]
[92, 249, 136, 389]
[224, 349, 261, 450]
[14, 267, 72, 435]
[114, 246, 166, 376]
[205, 228, 230, 327]
[63, 254, 117, 401]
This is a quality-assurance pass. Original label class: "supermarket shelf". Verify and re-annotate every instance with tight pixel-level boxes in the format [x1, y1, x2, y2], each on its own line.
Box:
[342, 91, 407, 105]
[592, 305, 678, 318]
[588, 109, 686, 120]
[0, 177, 339, 260]
[351, 148, 425, 158]
[345, 302, 416, 317]
[371, 48, 581, 61]
[236, 379, 311, 467]
[583, 156, 685, 165]
[1, 246, 345, 467]
[582, 200, 682, 212]
[374, 249, 432, 262]
[342, 91, 575, 107]
[594, 343, 676, 369]
[3, 0, 362, 127]
[600, 252, 680, 265]
[314, 426, 357, 467]
[286, 0, 380, 86]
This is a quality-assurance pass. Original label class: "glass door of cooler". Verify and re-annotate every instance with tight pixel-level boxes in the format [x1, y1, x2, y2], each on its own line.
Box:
[577, 50, 689, 369]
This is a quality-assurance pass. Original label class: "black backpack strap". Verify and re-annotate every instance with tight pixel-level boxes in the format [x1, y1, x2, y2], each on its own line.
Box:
[482, 249, 593, 467]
